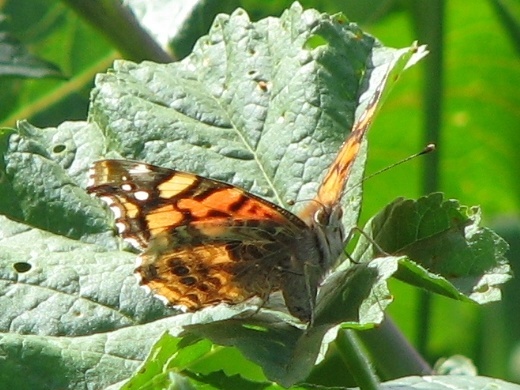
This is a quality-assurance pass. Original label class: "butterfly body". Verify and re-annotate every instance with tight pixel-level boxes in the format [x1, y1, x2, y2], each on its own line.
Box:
[86, 84, 381, 322]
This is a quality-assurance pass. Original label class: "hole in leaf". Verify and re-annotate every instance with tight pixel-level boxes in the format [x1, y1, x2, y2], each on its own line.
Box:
[13, 262, 31, 273]
[53, 144, 66, 153]
[304, 34, 329, 49]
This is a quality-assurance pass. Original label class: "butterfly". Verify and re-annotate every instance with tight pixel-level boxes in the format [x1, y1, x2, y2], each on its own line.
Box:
[86, 85, 382, 323]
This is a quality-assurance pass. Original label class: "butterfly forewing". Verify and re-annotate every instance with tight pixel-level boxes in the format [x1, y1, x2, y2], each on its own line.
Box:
[87, 160, 305, 247]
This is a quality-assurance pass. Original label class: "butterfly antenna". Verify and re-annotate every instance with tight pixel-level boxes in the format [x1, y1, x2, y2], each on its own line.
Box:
[359, 143, 435, 186]
[289, 144, 435, 206]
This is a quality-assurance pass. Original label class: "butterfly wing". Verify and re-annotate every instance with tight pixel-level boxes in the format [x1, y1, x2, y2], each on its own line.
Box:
[137, 244, 274, 310]
[87, 159, 310, 313]
[315, 89, 381, 208]
[296, 84, 383, 267]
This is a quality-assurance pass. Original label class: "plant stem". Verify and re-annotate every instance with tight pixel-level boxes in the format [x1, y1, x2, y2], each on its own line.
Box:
[357, 316, 433, 380]
[61, 0, 173, 63]
[336, 329, 380, 390]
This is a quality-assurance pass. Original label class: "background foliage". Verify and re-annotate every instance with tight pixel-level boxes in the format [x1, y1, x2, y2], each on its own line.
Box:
[1, 0, 519, 387]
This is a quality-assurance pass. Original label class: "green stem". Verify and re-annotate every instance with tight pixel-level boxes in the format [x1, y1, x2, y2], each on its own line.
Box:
[61, 0, 173, 63]
[357, 316, 433, 380]
[336, 329, 380, 390]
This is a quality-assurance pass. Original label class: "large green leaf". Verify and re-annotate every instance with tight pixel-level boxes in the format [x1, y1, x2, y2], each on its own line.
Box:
[1, 0, 518, 386]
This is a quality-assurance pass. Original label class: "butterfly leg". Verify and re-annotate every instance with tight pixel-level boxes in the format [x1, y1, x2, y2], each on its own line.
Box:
[343, 226, 391, 264]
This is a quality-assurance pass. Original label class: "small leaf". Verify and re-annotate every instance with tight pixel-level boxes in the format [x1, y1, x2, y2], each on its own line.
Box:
[120, 333, 198, 390]
[121, 333, 271, 389]
[352, 193, 512, 303]
[184, 317, 329, 387]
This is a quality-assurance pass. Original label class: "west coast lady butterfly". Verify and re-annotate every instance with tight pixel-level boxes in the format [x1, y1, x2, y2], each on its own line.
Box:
[86, 83, 382, 322]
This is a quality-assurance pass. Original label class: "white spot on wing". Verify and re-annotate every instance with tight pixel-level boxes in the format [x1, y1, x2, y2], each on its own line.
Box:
[154, 293, 172, 306]
[172, 304, 189, 313]
[136, 278, 150, 293]
[87, 165, 103, 188]
[133, 268, 175, 306]
[115, 222, 126, 233]
[134, 191, 150, 201]
[124, 237, 143, 250]
[100, 196, 115, 206]
[129, 164, 151, 174]
[109, 205, 122, 219]
[121, 183, 132, 191]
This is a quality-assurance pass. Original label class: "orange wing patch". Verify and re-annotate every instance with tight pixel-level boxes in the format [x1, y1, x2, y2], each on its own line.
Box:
[316, 86, 382, 208]
[176, 187, 288, 222]
[146, 204, 184, 236]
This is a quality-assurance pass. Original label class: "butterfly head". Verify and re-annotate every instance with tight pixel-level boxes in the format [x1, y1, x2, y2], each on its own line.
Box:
[299, 201, 345, 271]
